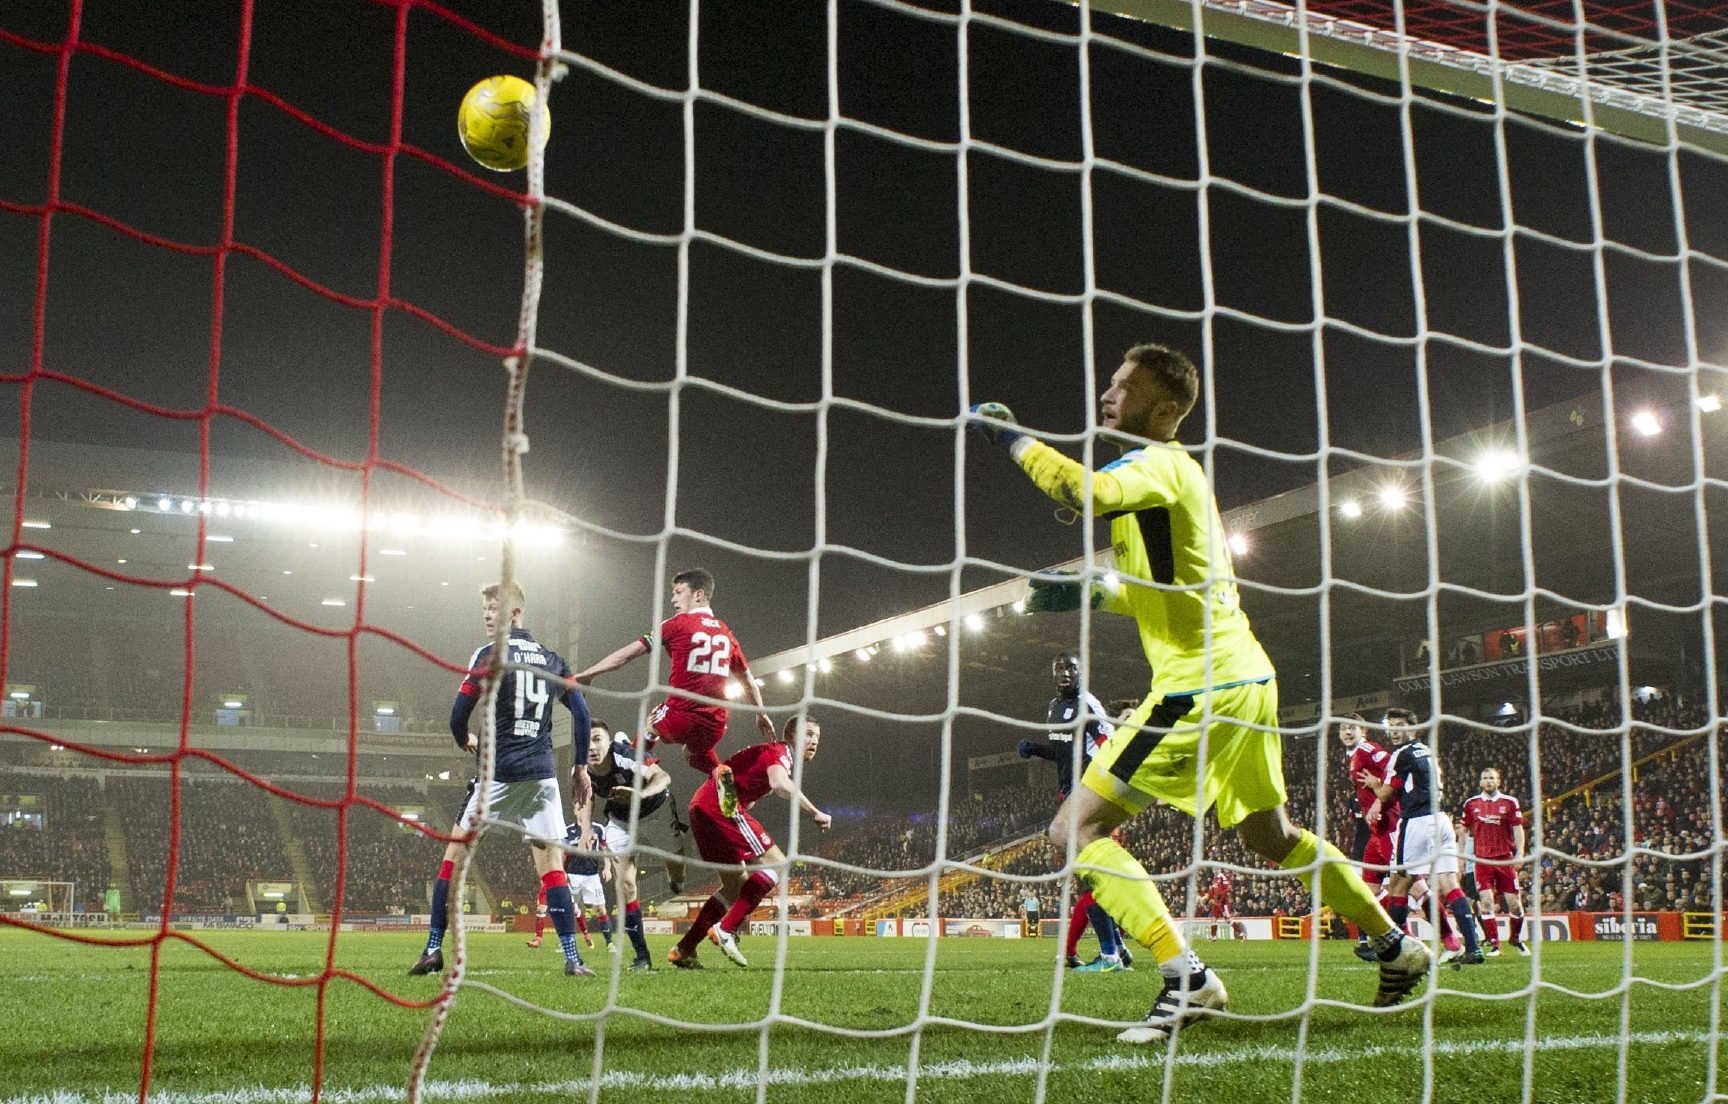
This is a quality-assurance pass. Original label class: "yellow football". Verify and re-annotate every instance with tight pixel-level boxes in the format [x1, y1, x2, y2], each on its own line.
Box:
[456, 75, 549, 172]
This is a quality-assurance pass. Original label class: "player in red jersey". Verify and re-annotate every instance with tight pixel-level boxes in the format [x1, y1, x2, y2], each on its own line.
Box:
[667, 716, 831, 969]
[576, 567, 777, 776]
[1206, 872, 1235, 940]
[1460, 767, 1528, 956]
[1337, 714, 1397, 961]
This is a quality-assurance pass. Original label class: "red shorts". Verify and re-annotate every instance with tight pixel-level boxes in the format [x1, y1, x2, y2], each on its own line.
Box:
[648, 701, 726, 772]
[1474, 860, 1521, 898]
[1210, 903, 1232, 920]
[688, 784, 776, 865]
[1361, 832, 1394, 885]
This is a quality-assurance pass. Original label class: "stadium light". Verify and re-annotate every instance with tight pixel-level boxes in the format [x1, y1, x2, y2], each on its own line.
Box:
[15, 551, 43, 560]
[817, 657, 833, 673]
[1472, 450, 1523, 482]
[8, 692, 28, 700]
[1377, 485, 1407, 510]
[170, 589, 193, 597]
[1227, 533, 1250, 556]
[854, 648, 872, 663]
[1338, 499, 1362, 518]
[723, 680, 744, 701]
[437, 771, 451, 781]
[1698, 394, 1722, 413]
[223, 700, 243, 709]
[1629, 409, 1661, 437]
[964, 613, 985, 632]
[157, 497, 171, 511]
[375, 706, 395, 716]
[777, 669, 795, 684]
[1012, 599, 1027, 613]
[10, 579, 37, 588]
[122, 496, 137, 509]
[321, 598, 345, 607]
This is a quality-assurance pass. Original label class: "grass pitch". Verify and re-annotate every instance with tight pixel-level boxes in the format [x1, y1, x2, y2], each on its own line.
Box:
[0, 927, 1719, 1103]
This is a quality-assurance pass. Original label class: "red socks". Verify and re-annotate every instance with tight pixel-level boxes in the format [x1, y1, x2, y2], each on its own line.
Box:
[720, 872, 775, 934]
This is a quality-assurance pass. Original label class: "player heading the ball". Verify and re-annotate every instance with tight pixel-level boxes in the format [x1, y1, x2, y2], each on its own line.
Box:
[576, 567, 778, 779]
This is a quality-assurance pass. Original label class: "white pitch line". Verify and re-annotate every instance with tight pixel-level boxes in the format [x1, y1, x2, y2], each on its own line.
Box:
[4, 1028, 1713, 1104]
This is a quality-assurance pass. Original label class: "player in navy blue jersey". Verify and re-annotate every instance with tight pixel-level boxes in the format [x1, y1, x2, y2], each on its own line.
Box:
[530, 821, 612, 951]
[1355, 707, 1482, 966]
[572, 718, 672, 970]
[1018, 654, 1132, 972]
[409, 582, 597, 979]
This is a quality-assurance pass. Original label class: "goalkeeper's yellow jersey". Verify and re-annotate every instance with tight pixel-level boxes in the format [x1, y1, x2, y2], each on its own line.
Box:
[1013, 438, 1274, 698]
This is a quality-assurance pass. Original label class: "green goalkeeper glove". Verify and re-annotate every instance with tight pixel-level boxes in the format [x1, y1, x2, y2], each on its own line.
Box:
[1025, 570, 1106, 614]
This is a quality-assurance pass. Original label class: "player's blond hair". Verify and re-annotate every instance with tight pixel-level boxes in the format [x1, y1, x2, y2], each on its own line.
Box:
[480, 582, 526, 612]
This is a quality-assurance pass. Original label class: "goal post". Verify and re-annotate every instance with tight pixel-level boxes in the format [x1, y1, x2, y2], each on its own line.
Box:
[0, 879, 76, 926]
[1086, 0, 1728, 155]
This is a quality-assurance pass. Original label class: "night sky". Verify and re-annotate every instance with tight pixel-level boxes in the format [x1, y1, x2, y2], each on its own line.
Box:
[3, 0, 1725, 798]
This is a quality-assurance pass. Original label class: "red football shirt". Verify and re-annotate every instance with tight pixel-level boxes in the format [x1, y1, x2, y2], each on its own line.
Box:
[1348, 740, 1400, 839]
[1461, 793, 1523, 859]
[641, 607, 749, 716]
[721, 740, 795, 811]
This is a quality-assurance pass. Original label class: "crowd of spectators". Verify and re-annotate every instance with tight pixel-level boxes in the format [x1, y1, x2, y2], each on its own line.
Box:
[113, 775, 296, 914]
[793, 694, 1724, 921]
[0, 691, 1720, 921]
[0, 775, 110, 911]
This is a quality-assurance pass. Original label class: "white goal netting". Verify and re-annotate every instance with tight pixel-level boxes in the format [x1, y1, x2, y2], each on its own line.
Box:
[1, 1, 1723, 1102]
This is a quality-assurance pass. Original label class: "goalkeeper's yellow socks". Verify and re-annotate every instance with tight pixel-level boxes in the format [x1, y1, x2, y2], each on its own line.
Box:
[1074, 837, 1186, 965]
[1278, 829, 1394, 938]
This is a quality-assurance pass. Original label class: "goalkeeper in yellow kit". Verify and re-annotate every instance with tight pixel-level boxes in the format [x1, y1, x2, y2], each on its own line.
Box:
[969, 343, 1431, 1043]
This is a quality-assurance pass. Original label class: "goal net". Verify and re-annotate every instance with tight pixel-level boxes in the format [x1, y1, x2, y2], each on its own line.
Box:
[0, 0, 1723, 1102]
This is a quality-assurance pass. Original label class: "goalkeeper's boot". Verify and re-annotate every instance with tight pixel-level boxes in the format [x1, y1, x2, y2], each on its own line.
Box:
[714, 765, 740, 819]
[1116, 968, 1227, 1044]
[1373, 933, 1433, 1007]
[565, 959, 595, 977]
[1074, 955, 1127, 973]
[667, 946, 704, 970]
[711, 926, 749, 968]
[408, 950, 444, 977]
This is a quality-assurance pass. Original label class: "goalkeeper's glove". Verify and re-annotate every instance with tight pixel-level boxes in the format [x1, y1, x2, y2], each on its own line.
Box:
[1017, 739, 1036, 759]
[967, 402, 1023, 448]
[1025, 569, 1106, 614]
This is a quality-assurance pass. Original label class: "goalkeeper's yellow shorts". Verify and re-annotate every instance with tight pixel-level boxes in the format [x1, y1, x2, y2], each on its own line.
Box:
[1081, 678, 1284, 829]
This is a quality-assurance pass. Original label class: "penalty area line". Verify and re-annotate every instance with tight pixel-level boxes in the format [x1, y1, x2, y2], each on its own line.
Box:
[4, 1028, 1711, 1103]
